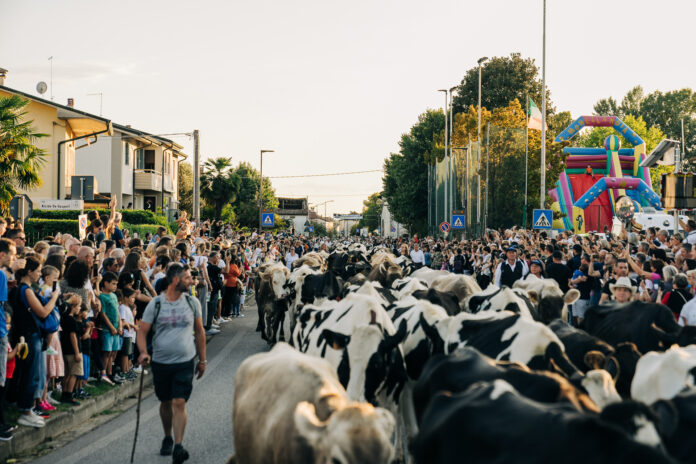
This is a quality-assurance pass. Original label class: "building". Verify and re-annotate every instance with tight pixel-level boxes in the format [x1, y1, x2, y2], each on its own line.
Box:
[381, 200, 407, 238]
[0, 71, 113, 202]
[333, 214, 362, 236]
[76, 123, 186, 214]
[0, 70, 185, 214]
[276, 197, 309, 233]
[308, 209, 334, 232]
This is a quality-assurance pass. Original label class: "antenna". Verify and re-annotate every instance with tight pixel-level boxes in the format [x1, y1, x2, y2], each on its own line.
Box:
[36, 81, 47, 95]
[48, 56, 53, 100]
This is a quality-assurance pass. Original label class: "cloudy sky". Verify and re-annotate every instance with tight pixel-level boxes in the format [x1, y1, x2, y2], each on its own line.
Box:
[1, 0, 694, 216]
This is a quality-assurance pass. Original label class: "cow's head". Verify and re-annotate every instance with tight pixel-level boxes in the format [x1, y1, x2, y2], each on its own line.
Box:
[600, 400, 665, 450]
[515, 278, 580, 324]
[294, 401, 395, 464]
[580, 370, 621, 409]
[266, 266, 290, 299]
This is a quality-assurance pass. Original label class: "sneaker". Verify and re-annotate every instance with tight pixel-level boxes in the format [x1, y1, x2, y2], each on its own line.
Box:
[206, 328, 220, 336]
[45, 346, 59, 356]
[237, 314, 245, 318]
[124, 371, 137, 380]
[133, 366, 143, 374]
[18, 412, 45, 428]
[160, 436, 174, 456]
[39, 401, 56, 412]
[110, 375, 124, 385]
[211, 324, 220, 329]
[0, 424, 18, 434]
[47, 393, 60, 405]
[0, 429, 12, 441]
[32, 407, 50, 419]
[172, 444, 190, 464]
[76, 388, 92, 399]
[100, 375, 115, 385]
[60, 393, 80, 405]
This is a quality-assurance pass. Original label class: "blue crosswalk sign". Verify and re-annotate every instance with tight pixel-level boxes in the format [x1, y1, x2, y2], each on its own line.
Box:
[532, 209, 553, 230]
[262, 212, 275, 227]
[451, 214, 465, 229]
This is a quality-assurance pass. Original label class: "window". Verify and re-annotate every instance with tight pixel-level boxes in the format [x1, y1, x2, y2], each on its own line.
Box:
[144, 149, 155, 170]
[124, 142, 129, 165]
[136, 149, 144, 169]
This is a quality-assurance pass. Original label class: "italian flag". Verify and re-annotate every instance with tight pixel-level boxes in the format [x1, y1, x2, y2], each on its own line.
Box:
[528, 98, 547, 131]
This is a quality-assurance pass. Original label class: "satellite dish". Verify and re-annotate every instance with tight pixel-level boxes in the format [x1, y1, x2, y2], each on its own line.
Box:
[615, 196, 635, 223]
[36, 81, 47, 95]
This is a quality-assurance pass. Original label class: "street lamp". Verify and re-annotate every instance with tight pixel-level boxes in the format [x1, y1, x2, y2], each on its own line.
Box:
[477, 57, 488, 235]
[438, 89, 449, 226]
[259, 149, 274, 230]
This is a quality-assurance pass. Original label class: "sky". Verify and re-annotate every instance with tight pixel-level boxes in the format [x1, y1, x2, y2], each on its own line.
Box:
[1, 0, 695, 216]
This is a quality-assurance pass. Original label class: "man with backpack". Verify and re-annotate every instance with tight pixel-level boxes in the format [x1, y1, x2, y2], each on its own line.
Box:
[136, 263, 206, 464]
[452, 248, 466, 274]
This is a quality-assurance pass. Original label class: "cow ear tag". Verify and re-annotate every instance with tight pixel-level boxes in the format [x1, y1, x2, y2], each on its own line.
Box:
[332, 341, 341, 350]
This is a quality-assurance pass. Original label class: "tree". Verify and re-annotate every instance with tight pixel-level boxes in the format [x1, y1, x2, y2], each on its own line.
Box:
[383, 110, 444, 235]
[451, 53, 554, 116]
[357, 192, 382, 232]
[0, 95, 47, 213]
[232, 161, 278, 228]
[177, 162, 193, 215]
[200, 157, 241, 220]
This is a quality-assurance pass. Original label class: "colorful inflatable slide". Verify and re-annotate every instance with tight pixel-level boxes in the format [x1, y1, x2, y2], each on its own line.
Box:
[549, 116, 661, 233]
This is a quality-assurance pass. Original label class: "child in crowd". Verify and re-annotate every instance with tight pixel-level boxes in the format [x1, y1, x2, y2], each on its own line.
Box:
[98, 272, 123, 385]
[59, 295, 83, 405]
[39, 265, 61, 357]
[76, 306, 93, 399]
[117, 288, 137, 380]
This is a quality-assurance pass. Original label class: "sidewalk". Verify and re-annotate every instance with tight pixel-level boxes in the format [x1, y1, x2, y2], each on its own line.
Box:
[0, 373, 153, 462]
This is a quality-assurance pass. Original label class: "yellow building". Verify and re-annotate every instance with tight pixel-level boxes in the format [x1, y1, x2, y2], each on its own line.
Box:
[0, 70, 113, 202]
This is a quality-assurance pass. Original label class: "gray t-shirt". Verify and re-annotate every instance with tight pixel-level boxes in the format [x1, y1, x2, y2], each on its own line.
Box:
[142, 293, 201, 364]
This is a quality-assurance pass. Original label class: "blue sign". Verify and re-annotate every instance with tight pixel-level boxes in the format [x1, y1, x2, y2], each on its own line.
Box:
[308, 226, 314, 233]
[532, 209, 553, 230]
[261, 212, 275, 227]
[440, 221, 450, 233]
[451, 214, 465, 229]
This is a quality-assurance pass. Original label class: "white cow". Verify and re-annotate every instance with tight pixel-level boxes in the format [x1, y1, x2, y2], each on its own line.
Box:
[231, 343, 395, 464]
[410, 267, 450, 286]
[631, 344, 696, 404]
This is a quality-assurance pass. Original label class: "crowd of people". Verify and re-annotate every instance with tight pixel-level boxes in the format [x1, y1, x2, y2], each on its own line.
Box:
[3, 201, 696, 454]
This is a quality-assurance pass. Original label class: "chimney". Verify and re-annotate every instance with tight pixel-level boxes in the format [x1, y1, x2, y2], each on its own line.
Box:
[67, 98, 74, 108]
[0, 68, 7, 86]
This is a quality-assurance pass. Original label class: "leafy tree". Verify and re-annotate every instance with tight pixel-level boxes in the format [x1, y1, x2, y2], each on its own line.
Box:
[200, 157, 241, 220]
[0, 95, 47, 213]
[383, 110, 444, 235]
[452, 53, 554, 116]
[232, 161, 278, 228]
[357, 192, 382, 232]
[177, 162, 193, 215]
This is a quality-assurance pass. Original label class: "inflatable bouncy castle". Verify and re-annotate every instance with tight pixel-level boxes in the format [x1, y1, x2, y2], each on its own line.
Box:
[549, 116, 661, 233]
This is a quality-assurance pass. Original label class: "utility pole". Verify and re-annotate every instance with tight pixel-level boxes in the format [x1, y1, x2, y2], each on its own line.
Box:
[540, 0, 547, 209]
[193, 130, 200, 224]
[438, 89, 448, 225]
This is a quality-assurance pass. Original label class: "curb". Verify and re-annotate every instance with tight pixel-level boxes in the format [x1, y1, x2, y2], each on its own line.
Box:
[0, 372, 153, 461]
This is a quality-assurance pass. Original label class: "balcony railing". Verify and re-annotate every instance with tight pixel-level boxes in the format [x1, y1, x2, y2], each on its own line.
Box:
[134, 169, 162, 191]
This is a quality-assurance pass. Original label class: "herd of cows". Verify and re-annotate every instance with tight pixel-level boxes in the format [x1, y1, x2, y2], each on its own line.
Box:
[229, 244, 696, 464]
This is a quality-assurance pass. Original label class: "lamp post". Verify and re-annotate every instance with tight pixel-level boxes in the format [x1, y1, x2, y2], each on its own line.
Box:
[259, 149, 274, 230]
[449, 86, 457, 215]
[477, 56, 488, 235]
[438, 89, 448, 226]
[540, 0, 547, 209]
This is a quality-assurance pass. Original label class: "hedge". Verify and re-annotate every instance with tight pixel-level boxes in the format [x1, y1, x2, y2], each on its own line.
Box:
[31, 209, 168, 227]
[25, 219, 163, 245]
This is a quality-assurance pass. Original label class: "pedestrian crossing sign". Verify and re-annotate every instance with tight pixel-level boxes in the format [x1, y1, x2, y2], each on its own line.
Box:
[451, 211, 466, 229]
[262, 212, 275, 227]
[532, 209, 553, 229]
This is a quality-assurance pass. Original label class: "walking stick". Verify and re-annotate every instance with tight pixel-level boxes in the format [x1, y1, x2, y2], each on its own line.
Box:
[130, 369, 146, 463]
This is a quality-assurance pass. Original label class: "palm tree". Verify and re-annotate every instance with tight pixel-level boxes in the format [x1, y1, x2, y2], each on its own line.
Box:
[201, 156, 241, 219]
[0, 95, 47, 213]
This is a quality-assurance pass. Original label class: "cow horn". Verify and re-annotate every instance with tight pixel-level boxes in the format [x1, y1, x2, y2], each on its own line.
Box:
[649, 322, 678, 345]
[583, 351, 606, 370]
[605, 356, 620, 383]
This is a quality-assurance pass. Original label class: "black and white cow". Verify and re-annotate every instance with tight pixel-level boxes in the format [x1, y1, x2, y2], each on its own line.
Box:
[513, 275, 581, 323]
[630, 345, 696, 405]
[549, 318, 641, 398]
[430, 274, 481, 312]
[411, 380, 673, 464]
[436, 310, 583, 379]
[390, 276, 428, 300]
[411, 347, 603, 426]
[411, 288, 460, 316]
[410, 267, 450, 286]
[291, 293, 409, 408]
[652, 388, 696, 463]
[231, 343, 395, 464]
[467, 285, 535, 319]
[254, 263, 290, 344]
[582, 302, 696, 354]
[368, 253, 403, 288]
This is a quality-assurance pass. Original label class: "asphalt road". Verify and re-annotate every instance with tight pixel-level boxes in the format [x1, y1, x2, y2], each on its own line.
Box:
[32, 300, 267, 464]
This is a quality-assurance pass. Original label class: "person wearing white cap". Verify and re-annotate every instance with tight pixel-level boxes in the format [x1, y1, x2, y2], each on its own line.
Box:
[609, 276, 636, 303]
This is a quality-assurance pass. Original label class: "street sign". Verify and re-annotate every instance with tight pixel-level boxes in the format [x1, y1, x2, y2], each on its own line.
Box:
[78, 214, 88, 240]
[39, 199, 84, 210]
[532, 209, 553, 230]
[9, 195, 33, 223]
[261, 212, 275, 227]
[308, 226, 314, 233]
[440, 221, 450, 233]
[451, 210, 466, 229]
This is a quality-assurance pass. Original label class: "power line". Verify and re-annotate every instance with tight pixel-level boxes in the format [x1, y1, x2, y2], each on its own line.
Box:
[277, 193, 375, 197]
[268, 169, 382, 179]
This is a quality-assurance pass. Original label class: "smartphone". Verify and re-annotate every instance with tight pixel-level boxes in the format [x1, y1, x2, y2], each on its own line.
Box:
[52, 281, 57, 292]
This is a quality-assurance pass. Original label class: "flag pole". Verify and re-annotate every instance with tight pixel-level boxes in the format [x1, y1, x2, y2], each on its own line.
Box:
[524, 94, 529, 228]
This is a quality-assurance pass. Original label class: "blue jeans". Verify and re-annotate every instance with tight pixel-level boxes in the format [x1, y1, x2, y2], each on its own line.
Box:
[35, 350, 47, 399]
[18, 332, 42, 411]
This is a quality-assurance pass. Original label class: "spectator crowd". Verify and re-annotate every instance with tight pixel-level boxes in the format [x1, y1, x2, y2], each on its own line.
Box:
[3, 200, 696, 443]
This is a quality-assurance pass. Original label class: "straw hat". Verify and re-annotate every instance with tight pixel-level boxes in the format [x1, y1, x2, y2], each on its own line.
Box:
[609, 276, 636, 295]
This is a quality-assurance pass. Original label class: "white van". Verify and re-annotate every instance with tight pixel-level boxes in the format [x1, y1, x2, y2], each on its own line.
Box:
[632, 207, 689, 232]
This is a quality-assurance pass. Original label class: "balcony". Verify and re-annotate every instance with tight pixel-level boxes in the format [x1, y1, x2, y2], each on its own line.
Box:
[134, 169, 162, 191]
[163, 175, 174, 193]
